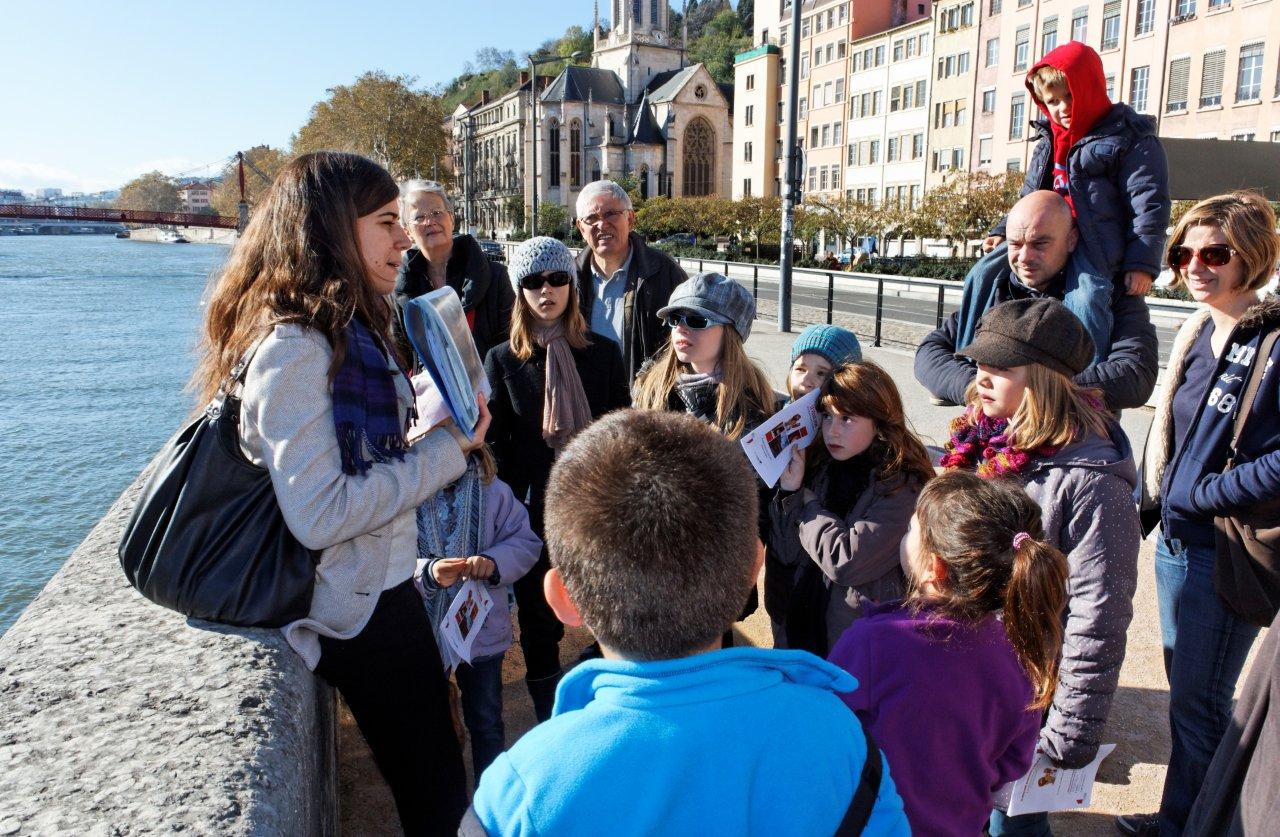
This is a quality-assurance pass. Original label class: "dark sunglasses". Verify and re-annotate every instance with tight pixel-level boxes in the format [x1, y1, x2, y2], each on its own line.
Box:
[519, 271, 572, 291]
[664, 312, 715, 330]
[1168, 244, 1236, 269]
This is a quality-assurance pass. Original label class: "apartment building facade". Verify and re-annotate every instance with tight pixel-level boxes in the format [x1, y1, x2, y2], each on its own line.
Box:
[734, 0, 1280, 216]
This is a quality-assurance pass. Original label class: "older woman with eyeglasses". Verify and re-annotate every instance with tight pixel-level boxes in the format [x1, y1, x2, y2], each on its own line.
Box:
[483, 236, 630, 720]
[394, 180, 514, 363]
[1119, 191, 1280, 837]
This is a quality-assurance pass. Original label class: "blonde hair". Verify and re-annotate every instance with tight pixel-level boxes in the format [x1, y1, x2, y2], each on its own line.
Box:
[508, 282, 591, 360]
[965, 363, 1109, 450]
[1168, 191, 1280, 295]
[1029, 66, 1069, 102]
[633, 328, 777, 440]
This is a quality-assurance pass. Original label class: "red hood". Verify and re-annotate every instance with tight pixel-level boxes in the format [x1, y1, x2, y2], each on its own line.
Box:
[1026, 41, 1112, 148]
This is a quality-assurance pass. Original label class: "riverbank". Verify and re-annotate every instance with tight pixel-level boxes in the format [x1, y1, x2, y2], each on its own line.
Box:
[128, 226, 236, 245]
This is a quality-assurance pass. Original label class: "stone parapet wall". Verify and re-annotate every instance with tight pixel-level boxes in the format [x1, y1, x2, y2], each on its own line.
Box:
[0, 463, 338, 835]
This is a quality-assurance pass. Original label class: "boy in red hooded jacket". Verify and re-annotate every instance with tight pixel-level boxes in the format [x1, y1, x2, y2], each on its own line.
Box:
[985, 42, 1170, 299]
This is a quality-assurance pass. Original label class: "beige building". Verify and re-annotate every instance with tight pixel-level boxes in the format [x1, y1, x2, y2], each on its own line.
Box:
[732, 44, 782, 198]
[176, 182, 212, 214]
[928, 0, 981, 186]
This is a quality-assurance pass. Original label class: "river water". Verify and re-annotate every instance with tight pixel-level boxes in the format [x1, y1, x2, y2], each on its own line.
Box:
[0, 235, 227, 633]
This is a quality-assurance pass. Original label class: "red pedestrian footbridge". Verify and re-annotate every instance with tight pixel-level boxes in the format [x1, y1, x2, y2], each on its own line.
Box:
[0, 203, 239, 229]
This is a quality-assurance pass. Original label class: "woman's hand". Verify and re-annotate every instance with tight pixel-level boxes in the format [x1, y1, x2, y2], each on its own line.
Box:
[431, 557, 469, 587]
[443, 393, 491, 454]
[779, 446, 806, 491]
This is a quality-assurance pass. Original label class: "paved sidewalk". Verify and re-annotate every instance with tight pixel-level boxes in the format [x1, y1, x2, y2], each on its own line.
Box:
[340, 322, 1261, 836]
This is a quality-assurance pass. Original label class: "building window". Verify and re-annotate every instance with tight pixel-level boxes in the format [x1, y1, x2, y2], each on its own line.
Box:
[1201, 50, 1226, 107]
[744, 141, 753, 162]
[682, 117, 715, 196]
[799, 97, 807, 119]
[1071, 8, 1087, 42]
[870, 139, 880, 163]
[913, 133, 924, 158]
[811, 126, 819, 146]
[746, 74, 755, 91]
[744, 105, 754, 126]
[743, 178, 752, 196]
[1105, 73, 1116, 99]
[982, 88, 997, 113]
[875, 45, 885, 65]
[1007, 158, 1022, 172]
[808, 167, 817, 191]
[1175, 0, 1195, 15]
[835, 79, 845, 103]
[569, 120, 583, 188]
[1231, 131, 1256, 141]
[1042, 16, 1058, 55]
[888, 136, 900, 162]
[819, 166, 829, 191]
[548, 120, 561, 187]
[990, 0, 1002, 14]
[1101, 0, 1121, 50]
[650, 0, 659, 25]
[979, 136, 993, 165]
[1134, 0, 1156, 35]
[1010, 93, 1026, 139]
[1014, 26, 1030, 71]
[1236, 42, 1264, 102]
[910, 184, 922, 208]
[1130, 66, 1150, 112]
[893, 40, 904, 62]
[834, 122, 843, 144]
[1167, 56, 1190, 112]
[821, 125, 831, 146]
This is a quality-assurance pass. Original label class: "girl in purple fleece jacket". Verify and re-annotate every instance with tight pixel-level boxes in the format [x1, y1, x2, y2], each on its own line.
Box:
[829, 471, 1068, 837]
[414, 447, 542, 778]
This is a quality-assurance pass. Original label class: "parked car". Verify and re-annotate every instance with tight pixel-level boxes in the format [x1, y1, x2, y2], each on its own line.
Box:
[477, 239, 506, 263]
[657, 233, 697, 247]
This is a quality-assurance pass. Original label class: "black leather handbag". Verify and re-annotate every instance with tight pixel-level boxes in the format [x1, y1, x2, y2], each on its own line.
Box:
[118, 350, 319, 627]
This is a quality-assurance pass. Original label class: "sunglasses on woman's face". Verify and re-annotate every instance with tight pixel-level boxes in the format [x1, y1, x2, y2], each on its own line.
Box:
[1168, 244, 1236, 269]
[519, 271, 572, 291]
[664, 312, 715, 330]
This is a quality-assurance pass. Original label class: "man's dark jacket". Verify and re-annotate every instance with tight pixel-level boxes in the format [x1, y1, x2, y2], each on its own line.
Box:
[574, 232, 686, 381]
[913, 255, 1158, 411]
[393, 234, 515, 366]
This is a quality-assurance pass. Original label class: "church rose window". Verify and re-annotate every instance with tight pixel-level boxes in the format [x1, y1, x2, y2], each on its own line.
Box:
[682, 117, 714, 196]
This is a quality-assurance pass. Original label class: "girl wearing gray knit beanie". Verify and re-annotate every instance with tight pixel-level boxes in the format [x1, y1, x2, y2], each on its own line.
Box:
[483, 236, 631, 721]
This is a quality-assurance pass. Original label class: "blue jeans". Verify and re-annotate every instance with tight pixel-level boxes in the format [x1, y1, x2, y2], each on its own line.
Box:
[988, 810, 1050, 836]
[1155, 536, 1259, 836]
[455, 652, 506, 778]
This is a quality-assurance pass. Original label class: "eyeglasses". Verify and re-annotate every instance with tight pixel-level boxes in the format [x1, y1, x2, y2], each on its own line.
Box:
[580, 209, 626, 227]
[1168, 244, 1236, 269]
[518, 271, 572, 291]
[664, 312, 715, 330]
[410, 209, 449, 226]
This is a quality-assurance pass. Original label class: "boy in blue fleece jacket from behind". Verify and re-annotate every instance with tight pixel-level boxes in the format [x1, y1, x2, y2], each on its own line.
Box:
[463, 410, 909, 837]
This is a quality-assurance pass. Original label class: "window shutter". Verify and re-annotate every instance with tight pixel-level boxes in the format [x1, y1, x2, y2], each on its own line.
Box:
[1102, 0, 1120, 15]
[1167, 56, 1190, 111]
[1201, 50, 1225, 105]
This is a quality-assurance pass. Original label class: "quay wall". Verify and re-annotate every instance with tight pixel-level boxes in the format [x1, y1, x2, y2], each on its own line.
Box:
[0, 460, 338, 835]
[130, 226, 237, 244]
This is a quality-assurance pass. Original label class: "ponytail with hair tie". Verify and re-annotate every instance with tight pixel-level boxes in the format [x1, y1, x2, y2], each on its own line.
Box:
[1002, 532, 1069, 710]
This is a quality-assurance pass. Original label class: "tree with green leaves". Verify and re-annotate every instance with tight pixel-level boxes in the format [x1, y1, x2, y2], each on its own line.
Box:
[686, 8, 751, 85]
[732, 195, 780, 257]
[293, 71, 448, 183]
[922, 170, 1022, 256]
[537, 203, 569, 239]
[116, 171, 179, 213]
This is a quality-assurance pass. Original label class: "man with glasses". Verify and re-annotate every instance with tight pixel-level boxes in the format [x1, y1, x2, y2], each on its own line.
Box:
[915, 190, 1158, 412]
[573, 180, 686, 381]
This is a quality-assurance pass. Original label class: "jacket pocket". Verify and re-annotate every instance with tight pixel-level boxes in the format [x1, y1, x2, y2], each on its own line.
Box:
[1076, 140, 1125, 177]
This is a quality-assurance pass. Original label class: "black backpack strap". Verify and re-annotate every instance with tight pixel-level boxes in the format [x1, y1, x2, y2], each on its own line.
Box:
[1227, 328, 1280, 461]
[835, 717, 884, 836]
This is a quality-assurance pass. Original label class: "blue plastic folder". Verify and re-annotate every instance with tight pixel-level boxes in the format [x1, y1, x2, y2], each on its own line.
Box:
[403, 288, 491, 438]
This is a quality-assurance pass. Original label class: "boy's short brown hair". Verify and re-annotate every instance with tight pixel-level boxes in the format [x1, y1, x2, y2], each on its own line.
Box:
[544, 409, 760, 660]
[1029, 66, 1069, 102]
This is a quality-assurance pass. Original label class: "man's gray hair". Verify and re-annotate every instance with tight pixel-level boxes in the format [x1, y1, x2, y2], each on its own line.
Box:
[575, 180, 632, 217]
[399, 179, 453, 214]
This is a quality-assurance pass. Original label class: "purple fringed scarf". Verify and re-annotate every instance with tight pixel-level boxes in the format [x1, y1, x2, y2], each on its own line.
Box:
[939, 408, 1060, 478]
[332, 319, 416, 476]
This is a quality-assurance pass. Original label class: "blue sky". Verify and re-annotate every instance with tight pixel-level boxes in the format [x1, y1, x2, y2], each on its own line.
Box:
[0, 1, 603, 193]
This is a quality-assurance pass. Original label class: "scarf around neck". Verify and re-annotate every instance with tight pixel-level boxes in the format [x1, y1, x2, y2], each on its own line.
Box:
[332, 318, 416, 476]
[939, 408, 1060, 479]
[536, 321, 593, 452]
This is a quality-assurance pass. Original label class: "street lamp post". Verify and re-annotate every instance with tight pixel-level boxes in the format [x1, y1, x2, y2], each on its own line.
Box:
[527, 51, 583, 237]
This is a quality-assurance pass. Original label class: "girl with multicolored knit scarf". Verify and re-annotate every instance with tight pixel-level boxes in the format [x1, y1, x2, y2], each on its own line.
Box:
[946, 297, 1141, 837]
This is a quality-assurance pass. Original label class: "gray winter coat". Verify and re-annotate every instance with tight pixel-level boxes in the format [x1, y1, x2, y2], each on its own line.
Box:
[991, 103, 1170, 280]
[1020, 425, 1141, 768]
[769, 467, 920, 647]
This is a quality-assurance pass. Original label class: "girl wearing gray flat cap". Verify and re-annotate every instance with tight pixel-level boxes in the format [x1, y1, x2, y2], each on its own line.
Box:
[484, 236, 630, 720]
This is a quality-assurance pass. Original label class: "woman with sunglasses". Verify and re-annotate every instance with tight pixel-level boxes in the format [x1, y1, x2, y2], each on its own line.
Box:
[634, 273, 780, 636]
[1120, 191, 1280, 836]
[483, 237, 629, 720]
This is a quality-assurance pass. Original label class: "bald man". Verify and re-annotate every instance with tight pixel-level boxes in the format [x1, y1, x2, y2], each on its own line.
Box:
[915, 190, 1158, 410]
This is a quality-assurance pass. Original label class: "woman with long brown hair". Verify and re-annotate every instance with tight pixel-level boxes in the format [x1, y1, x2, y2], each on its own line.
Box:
[483, 236, 629, 719]
[770, 360, 933, 654]
[195, 151, 486, 835]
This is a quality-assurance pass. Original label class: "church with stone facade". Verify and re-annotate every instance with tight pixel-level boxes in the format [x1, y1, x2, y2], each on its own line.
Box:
[450, 2, 734, 237]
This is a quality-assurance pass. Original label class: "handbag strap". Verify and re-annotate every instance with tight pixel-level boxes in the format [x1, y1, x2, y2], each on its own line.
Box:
[1227, 328, 1280, 459]
[209, 339, 267, 416]
[835, 718, 884, 836]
